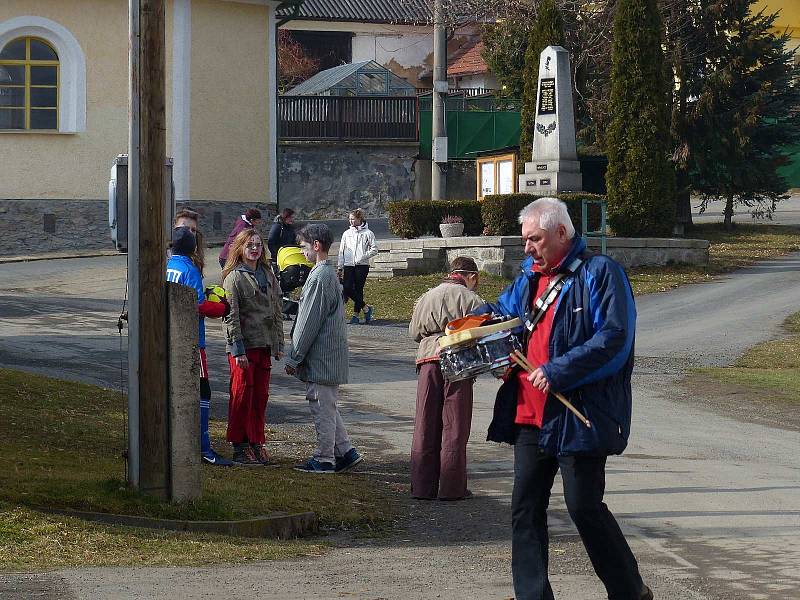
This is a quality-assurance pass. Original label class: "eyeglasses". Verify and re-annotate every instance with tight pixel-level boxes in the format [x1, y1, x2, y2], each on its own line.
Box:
[246, 243, 263, 250]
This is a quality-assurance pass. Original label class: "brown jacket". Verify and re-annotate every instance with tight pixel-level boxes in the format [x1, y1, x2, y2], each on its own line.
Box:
[222, 264, 284, 356]
[409, 279, 484, 364]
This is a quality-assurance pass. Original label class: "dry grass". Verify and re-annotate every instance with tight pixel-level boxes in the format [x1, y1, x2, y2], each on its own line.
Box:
[628, 224, 800, 295]
[698, 312, 800, 404]
[0, 369, 394, 570]
[0, 501, 325, 570]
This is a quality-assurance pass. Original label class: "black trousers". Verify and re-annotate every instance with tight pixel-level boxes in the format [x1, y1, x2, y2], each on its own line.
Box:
[342, 265, 369, 313]
[512, 427, 644, 600]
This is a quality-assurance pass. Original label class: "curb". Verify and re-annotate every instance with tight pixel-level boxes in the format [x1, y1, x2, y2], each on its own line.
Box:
[35, 506, 319, 539]
[0, 250, 124, 264]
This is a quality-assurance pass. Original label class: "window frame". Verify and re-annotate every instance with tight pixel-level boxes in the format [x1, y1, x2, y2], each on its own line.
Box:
[476, 153, 518, 200]
[0, 16, 86, 134]
[0, 36, 60, 131]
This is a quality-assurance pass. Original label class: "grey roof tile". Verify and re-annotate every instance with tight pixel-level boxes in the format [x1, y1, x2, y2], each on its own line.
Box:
[277, 0, 433, 24]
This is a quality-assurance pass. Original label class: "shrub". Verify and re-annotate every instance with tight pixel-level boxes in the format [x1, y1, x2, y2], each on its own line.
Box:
[605, 0, 675, 236]
[388, 201, 482, 238]
[482, 193, 605, 235]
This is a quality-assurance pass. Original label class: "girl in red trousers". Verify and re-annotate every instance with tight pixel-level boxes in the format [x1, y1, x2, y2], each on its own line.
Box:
[221, 229, 285, 466]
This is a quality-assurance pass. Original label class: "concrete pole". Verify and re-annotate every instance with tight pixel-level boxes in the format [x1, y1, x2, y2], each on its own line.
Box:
[128, 0, 170, 499]
[431, 0, 447, 201]
[167, 282, 201, 502]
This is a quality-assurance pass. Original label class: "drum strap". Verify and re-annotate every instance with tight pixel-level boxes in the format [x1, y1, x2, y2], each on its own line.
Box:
[523, 257, 583, 334]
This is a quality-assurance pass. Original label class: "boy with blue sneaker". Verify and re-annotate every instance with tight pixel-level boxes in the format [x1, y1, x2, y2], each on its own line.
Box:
[285, 224, 363, 474]
[167, 225, 233, 466]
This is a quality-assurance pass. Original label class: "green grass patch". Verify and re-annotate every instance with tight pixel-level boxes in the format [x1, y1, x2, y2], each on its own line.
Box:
[355, 272, 511, 322]
[698, 312, 800, 403]
[0, 368, 394, 569]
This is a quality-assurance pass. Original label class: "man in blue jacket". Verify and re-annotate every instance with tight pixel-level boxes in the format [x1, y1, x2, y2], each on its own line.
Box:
[476, 198, 651, 600]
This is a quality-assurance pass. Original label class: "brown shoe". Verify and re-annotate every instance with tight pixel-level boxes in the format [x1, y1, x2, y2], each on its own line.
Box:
[232, 445, 260, 466]
[439, 489, 473, 501]
[251, 444, 278, 467]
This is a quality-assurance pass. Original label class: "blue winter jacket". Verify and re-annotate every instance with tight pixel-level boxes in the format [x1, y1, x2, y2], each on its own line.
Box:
[166, 254, 207, 349]
[477, 236, 636, 456]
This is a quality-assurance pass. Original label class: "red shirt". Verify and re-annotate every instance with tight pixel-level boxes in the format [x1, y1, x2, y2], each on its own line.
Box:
[515, 271, 556, 426]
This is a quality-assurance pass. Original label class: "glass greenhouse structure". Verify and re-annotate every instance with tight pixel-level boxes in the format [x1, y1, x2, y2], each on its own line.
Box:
[285, 60, 417, 97]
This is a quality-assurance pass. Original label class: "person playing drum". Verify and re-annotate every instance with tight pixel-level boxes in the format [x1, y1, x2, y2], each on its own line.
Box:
[474, 197, 651, 600]
[408, 257, 483, 500]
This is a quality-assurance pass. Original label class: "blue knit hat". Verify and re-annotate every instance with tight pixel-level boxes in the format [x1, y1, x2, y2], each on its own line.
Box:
[172, 226, 196, 256]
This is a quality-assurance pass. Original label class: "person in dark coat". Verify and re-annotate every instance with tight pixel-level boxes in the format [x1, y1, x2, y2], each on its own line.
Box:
[475, 197, 652, 600]
[219, 208, 262, 268]
[267, 208, 297, 261]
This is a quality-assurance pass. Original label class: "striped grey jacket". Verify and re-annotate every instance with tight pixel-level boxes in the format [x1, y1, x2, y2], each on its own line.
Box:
[285, 262, 348, 385]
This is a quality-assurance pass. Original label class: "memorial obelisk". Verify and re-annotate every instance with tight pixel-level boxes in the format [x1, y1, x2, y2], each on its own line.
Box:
[519, 45, 582, 194]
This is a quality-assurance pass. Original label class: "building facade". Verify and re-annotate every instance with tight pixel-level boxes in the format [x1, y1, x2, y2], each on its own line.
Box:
[0, 0, 283, 256]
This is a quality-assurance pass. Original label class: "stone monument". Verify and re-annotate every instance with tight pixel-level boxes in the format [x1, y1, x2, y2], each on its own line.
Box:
[519, 45, 582, 195]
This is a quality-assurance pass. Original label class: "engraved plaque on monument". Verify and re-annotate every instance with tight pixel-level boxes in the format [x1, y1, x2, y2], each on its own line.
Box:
[519, 46, 582, 195]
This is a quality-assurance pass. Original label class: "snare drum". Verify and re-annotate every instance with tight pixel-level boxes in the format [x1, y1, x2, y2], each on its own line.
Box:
[440, 340, 487, 382]
[477, 331, 523, 378]
[439, 330, 524, 382]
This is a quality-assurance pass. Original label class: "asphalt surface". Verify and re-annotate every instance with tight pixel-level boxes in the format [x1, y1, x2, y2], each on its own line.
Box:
[1, 245, 799, 598]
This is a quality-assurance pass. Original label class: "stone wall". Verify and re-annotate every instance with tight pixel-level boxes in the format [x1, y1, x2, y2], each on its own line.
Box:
[373, 235, 710, 278]
[278, 141, 419, 220]
[0, 199, 275, 257]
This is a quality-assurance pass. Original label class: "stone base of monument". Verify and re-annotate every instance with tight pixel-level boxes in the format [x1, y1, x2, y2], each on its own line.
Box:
[519, 161, 583, 196]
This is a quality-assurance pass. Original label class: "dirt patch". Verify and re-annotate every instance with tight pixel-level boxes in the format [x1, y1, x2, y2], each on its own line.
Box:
[680, 372, 800, 432]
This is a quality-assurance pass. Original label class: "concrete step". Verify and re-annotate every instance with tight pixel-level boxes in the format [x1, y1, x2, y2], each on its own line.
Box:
[373, 248, 442, 262]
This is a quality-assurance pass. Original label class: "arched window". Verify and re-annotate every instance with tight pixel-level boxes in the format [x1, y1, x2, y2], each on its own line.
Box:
[0, 36, 59, 130]
[0, 17, 86, 133]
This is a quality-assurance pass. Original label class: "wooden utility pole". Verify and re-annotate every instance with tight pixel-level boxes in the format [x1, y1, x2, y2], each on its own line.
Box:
[128, 0, 170, 499]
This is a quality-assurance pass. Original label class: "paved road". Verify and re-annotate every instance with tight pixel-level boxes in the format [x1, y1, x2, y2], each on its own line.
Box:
[1, 250, 799, 599]
[691, 194, 800, 226]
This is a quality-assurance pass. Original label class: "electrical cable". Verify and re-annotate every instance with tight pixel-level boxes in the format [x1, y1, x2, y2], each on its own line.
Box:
[117, 259, 129, 482]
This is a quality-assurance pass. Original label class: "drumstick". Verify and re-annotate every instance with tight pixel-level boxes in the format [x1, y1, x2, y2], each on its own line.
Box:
[509, 351, 592, 429]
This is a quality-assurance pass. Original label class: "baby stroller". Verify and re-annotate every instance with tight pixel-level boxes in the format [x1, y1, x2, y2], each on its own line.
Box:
[276, 245, 313, 317]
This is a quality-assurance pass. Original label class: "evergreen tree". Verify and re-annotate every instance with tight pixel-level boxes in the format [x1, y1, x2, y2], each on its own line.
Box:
[605, 0, 676, 237]
[481, 19, 530, 98]
[667, 0, 715, 231]
[688, 1, 800, 229]
[519, 0, 566, 162]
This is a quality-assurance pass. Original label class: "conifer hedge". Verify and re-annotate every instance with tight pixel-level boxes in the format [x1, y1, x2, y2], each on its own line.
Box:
[605, 0, 675, 236]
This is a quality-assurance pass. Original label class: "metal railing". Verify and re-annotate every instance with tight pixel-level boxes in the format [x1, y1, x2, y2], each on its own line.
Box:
[581, 198, 607, 255]
[278, 95, 418, 141]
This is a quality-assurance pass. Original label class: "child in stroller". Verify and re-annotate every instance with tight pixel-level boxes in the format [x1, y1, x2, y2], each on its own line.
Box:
[276, 245, 314, 317]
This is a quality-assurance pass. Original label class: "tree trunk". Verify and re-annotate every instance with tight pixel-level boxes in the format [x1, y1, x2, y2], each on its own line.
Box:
[723, 194, 735, 230]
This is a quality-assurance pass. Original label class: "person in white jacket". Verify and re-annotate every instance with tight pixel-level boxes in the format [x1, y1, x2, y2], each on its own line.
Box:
[337, 209, 378, 324]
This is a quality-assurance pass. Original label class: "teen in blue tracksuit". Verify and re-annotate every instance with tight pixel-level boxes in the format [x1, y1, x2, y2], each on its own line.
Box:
[475, 198, 651, 600]
[167, 226, 232, 466]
